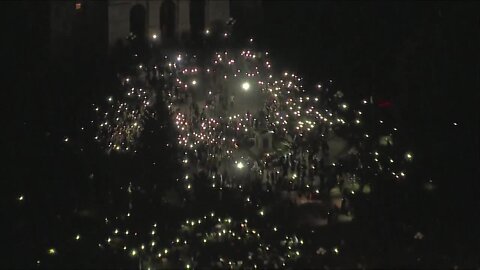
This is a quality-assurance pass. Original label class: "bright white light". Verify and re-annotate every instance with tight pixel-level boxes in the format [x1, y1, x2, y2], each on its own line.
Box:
[18, 195, 24, 201]
[192, 80, 197, 85]
[237, 162, 244, 169]
[205, 29, 210, 35]
[177, 55, 182, 61]
[152, 34, 157, 39]
[242, 82, 250, 91]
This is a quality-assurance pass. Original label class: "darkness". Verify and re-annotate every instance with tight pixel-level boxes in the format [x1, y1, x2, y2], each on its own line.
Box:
[5, 1, 480, 269]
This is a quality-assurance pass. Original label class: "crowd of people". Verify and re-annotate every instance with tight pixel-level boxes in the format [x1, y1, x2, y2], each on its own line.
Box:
[96, 38, 414, 231]
[86, 25, 416, 268]
[127, 49, 370, 222]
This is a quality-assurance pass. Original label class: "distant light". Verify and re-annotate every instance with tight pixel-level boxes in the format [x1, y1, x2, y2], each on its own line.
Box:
[177, 55, 182, 61]
[48, 248, 56, 255]
[405, 152, 413, 161]
[205, 29, 210, 35]
[152, 34, 157, 39]
[237, 162, 244, 169]
[75, 3, 81, 10]
[453, 122, 458, 126]
[242, 82, 250, 91]
[75, 234, 80, 240]
[107, 96, 113, 102]
[18, 195, 24, 201]
[191, 80, 197, 86]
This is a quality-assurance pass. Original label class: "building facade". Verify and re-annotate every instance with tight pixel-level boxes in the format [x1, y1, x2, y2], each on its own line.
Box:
[50, 0, 230, 55]
[108, 0, 230, 45]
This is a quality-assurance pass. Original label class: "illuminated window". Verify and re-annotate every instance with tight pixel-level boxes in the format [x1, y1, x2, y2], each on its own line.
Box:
[75, 3, 82, 10]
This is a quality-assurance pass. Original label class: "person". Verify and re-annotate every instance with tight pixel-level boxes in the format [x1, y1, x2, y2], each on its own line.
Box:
[174, 86, 179, 99]
[200, 108, 206, 122]
[230, 95, 235, 109]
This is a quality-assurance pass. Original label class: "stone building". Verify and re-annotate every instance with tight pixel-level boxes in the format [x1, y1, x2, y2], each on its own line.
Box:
[50, 0, 234, 56]
[108, 0, 230, 45]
